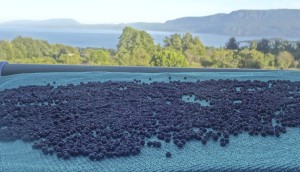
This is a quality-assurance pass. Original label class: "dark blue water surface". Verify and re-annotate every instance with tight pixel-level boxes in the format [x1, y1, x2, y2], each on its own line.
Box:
[0, 28, 290, 49]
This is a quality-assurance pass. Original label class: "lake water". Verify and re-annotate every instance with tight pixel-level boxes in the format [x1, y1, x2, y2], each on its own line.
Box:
[0, 28, 296, 49]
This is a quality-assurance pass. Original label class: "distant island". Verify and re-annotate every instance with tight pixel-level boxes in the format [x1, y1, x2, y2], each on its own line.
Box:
[1, 9, 300, 37]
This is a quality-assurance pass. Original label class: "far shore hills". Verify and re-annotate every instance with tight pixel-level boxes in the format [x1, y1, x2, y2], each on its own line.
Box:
[1, 9, 300, 38]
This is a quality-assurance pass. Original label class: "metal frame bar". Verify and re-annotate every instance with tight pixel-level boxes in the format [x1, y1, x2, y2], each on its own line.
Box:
[0, 62, 276, 76]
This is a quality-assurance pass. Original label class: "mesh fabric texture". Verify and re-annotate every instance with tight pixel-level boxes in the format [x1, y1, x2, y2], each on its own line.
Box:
[0, 71, 300, 172]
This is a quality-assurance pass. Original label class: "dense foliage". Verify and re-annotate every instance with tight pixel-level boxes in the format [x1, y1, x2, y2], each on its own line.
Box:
[150, 49, 187, 67]
[225, 37, 239, 50]
[115, 27, 156, 66]
[1, 27, 300, 69]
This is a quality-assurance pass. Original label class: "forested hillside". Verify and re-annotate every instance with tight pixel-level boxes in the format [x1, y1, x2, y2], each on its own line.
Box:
[161, 9, 300, 37]
[2, 9, 300, 37]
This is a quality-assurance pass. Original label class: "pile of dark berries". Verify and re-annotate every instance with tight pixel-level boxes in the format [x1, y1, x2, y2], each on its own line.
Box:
[0, 79, 299, 160]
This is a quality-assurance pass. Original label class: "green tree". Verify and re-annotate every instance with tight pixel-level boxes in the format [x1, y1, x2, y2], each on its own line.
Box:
[0, 41, 14, 60]
[257, 39, 271, 54]
[271, 40, 289, 55]
[115, 27, 156, 66]
[31, 57, 57, 64]
[211, 49, 240, 68]
[164, 33, 206, 66]
[58, 54, 81, 64]
[276, 51, 294, 69]
[239, 49, 274, 69]
[85, 49, 111, 65]
[249, 41, 257, 50]
[293, 41, 300, 60]
[182, 33, 193, 51]
[164, 34, 183, 51]
[114, 46, 130, 65]
[184, 34, 206, 65]
[264, 53, 276, 68]
[130, 47, 151, 66]
[150, 49, 187, 67]
[297, 42, 300, 50]
[225, 37, 239, 50]
[11, 37, 53, 59]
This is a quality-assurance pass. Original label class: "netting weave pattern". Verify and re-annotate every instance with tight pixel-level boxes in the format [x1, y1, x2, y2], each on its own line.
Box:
[0, 71, 300, 172]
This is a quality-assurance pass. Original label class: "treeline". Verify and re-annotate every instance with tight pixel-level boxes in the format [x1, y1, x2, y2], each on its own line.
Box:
[0, 36, 113, 65]
[224, 37, 300, 69]
[1, 27, 300, 69]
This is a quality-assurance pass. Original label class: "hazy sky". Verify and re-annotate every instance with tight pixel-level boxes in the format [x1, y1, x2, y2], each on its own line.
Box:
[1, 0, 300, 24]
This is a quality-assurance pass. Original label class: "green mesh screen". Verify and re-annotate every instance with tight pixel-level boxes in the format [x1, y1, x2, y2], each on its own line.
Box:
[1, 71, 300, 172]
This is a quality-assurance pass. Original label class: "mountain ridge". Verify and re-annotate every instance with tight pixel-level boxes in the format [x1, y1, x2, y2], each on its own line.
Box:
[1, 9, 300, 37]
